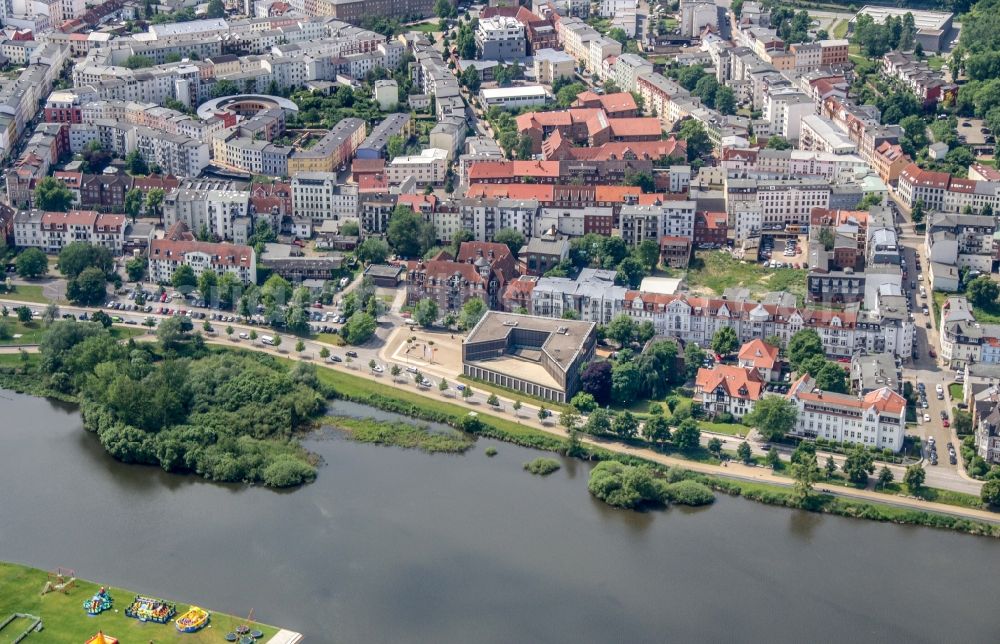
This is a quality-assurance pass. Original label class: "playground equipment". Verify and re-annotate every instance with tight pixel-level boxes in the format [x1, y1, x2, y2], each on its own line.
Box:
[83, 588, 113, 615]
[124, 595, 176, 624]
[39, 568, 76, 595]
[225, 609, 263, 642]
[175, 606, 209, 633]
[85, 631, 118, 644]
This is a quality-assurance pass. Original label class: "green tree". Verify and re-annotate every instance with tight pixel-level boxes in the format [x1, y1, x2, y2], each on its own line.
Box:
[344, 311, 377, 344]
[825, 455, 837, 478]
[606, 313, 636, 346]
[981, 478, 1000, 506]
[460, 65, 481, 92]
[171, 265, 197, 290]
[765, 136, 791, 150]
[59, 242, 112, 278]
[15, 306, 32, 323]
[156, 315, 192, 349]
[67, 267, 107, 305]
[678, 119, 712, 162]
[386, 134, 405, 160]
[15, 248, 47, 278]
[492, 228, 525, 258]
[435, 0, 453, 19]
[672, 418, 701, 450]
[459, 297, 487, 330]
[790, 450, 820, 502]
[205, 0, 224, 17]
[711, 326, 738, 356]
[584, 408, 611, 435]
[608, 27, 627, 45]
[413, 297, 439, 327]
[766, 446, 781, 469]
[714, 86, 736, 115]
[842, 445, 876, 485]
[611, 361, 641, 404]
[684, 342, 706, 379]
[512, 399, 522, 415]
[743, 396, 798, 441]
[707, 437, 723, 458]
[387, 206, 436, 258]
[356, 237, 391, 264]
[33, 176, 74, 211]
[904, 463, 926, 492]
[559, 407, 580, 432]
[787, 328, 823, 373]
[737, 441, 752, 463]
[124, 55, 154, 69]
[642, 414, 671, 445]
[814, 361, 849, 393]
[144, 188, 165, 221]
[616, 257, 646, 289]
[570, 392, 597, 413]
[967, 275, 1000, 308]
[125, 187, 143, 222]
[612, 411, 639, 439]
[125, 256, 146, 282]
[877, 465, 894, 489]
[124, 150, 149, 175]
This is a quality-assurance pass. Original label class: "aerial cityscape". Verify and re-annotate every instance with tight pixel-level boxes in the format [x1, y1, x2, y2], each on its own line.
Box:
[1, 0, 1000, 639]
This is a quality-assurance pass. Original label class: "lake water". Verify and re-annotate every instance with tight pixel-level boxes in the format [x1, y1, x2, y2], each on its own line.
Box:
[2, 390, 999, 643]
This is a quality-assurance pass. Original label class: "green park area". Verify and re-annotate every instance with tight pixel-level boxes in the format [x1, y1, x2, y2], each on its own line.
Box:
[0, 562, 279, 642]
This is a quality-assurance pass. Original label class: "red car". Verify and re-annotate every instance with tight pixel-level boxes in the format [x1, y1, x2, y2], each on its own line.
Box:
[929, 348, 937, 358]
[943, 419, 950, 427]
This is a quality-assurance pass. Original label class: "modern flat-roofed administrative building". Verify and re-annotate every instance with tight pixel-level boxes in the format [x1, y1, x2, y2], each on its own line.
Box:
[462, 311, 596, 403]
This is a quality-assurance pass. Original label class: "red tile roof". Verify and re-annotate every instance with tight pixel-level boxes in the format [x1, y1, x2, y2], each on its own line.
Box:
[150, 239, 254, 268]
[574, 91, 638, 115]
[607, 117, 662, 138]
[695, 365, 764, 401]
[738, 339, 779, 370]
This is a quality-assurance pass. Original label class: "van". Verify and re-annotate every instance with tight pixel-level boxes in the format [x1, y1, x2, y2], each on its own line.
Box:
[261, 335, 275, 346]
[339, 277, 350, 288]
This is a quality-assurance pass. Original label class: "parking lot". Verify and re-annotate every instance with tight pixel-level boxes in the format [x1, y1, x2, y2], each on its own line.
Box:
[758, 235, 808, 269]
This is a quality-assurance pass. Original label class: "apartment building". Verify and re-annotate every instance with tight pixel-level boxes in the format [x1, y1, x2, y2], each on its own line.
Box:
[924, 213, 997, 292]
[533, 48, 576, 85]
[148, 238, 257, 285]
[476, 15, 526, 60]
[286, 117, 365, 174]
[13, 209, 125, 253]
[726, 176, 831, 231]
[786, 374, 906, 452]
[882, 50, 957, 108]
[162, 189, 250, 241]
[290, 172, 359, 224]
[527, 268, 625, 323]
[897, 163, 1000, 213]
[680, 0, 717, 37]
[386, 147, 448, 186]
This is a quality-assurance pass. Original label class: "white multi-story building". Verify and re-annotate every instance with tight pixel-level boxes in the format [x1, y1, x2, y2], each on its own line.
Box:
[386, 147, 449, 186]
[726, 176, 831, 231]
[476, 16, 526, 60]
[13, 209, 126, 254]
[530, 268, 626, 323]
[607, 53, 653, 93]
[163, 189, 250, 241]
[695, 365, 765, 420]
[799, 114, 857, 155]
[787, 374, 907, 452]
[148, 238, 257, 285]
[290, 172, 359, 224]
[897, 162, 1000, 213]
[680, 0, 718, 37]
[764, 88, 813, 142]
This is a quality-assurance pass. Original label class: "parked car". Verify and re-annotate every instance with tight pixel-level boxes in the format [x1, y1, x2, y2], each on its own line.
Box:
[923, 413, 931, 422]
[346, 350, 358, 358]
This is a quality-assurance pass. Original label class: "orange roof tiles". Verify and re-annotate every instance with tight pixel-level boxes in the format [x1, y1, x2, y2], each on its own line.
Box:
[738, 339, 779, 370]
[150, 239, 254, 268]
[695, 365, 764, 401]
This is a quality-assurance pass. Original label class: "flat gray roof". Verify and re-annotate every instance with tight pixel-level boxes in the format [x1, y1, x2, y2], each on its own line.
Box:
[465, 311, 594, 374]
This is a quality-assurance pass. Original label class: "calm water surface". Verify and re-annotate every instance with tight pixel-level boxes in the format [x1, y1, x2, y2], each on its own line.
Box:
[1, 391, 999, 643]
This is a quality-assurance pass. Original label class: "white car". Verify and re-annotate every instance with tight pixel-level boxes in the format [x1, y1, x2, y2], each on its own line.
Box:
[935, 383, 944, 394]
[238, 332, 249, 339]
[372, 364, 384, 373]
[923, 413, 931, 422]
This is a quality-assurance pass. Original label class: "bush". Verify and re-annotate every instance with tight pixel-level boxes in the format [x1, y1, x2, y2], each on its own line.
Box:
[665, 480, 715, 506]
[262, 457, 318, 487]
[587, 461, 669, 509]
[485, 446, 498, 457]
[523, 457, 561, 475]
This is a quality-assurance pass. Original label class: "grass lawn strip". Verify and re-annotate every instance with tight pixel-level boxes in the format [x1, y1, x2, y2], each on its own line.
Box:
[0, 562, 279, 642]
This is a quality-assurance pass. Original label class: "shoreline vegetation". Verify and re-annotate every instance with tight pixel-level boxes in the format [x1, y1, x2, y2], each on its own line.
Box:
[0, 561, 280, 642]
[2, 323, 1000, 537]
